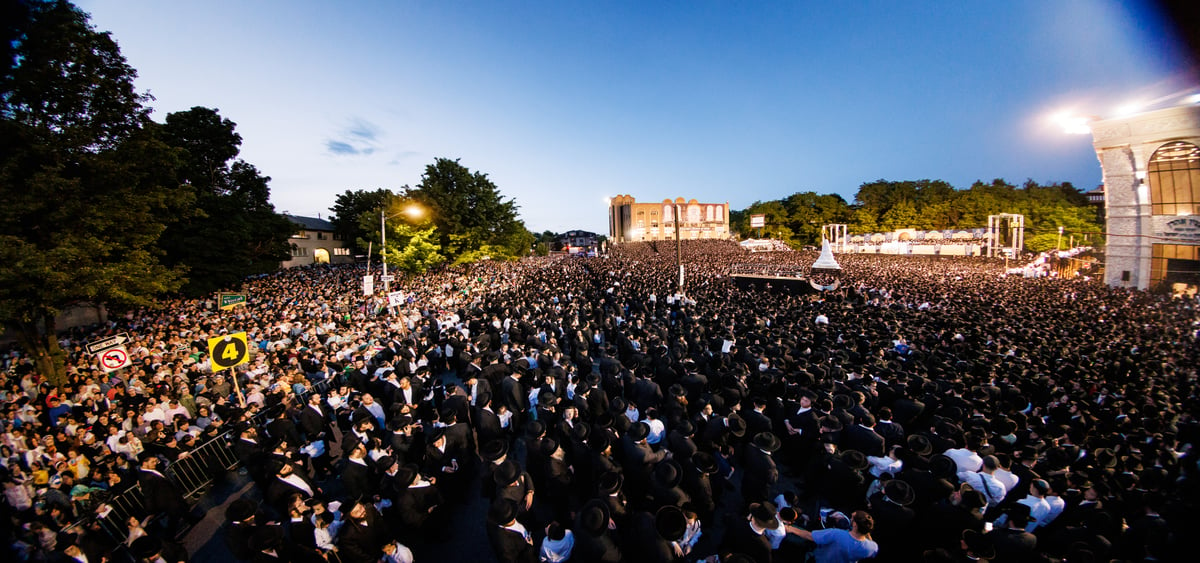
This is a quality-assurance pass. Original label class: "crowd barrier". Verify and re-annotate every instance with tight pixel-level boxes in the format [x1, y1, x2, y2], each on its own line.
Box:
[65, 373, 341, 555]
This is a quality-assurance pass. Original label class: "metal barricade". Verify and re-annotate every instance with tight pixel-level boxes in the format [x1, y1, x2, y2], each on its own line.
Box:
[165, 433, 239, 499]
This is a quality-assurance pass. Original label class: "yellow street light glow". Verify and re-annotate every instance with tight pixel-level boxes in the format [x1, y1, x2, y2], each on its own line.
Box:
[403, 204, 425, 219]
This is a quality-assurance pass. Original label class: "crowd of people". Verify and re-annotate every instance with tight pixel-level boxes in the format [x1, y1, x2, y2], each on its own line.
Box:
[2, 239, 1198, 563]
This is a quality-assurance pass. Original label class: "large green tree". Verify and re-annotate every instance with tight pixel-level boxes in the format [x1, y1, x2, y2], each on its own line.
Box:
[0, 0, 192, 386]
[405, 158, 533, 263]
[330, 188, 393, 253]
[157, 106, 294, 295]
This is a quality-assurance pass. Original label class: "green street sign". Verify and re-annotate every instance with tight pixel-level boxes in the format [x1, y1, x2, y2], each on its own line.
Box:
[218, 293, 248, 310]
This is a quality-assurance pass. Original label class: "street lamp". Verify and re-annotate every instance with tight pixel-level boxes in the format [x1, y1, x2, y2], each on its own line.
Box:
[381, 203, 426, 292]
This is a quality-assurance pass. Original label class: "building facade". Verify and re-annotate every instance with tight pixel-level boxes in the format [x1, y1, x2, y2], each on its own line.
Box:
[608, 195, 730, 243]
[557, 230, 600, 251]
[281, 215, 355, 268]
[1091, 104, 1200, 292]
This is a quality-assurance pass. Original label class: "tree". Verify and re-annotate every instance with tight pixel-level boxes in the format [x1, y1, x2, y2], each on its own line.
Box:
[157, 106, 294, 295]
[406, 158, 532, 262]
[330, 188, 394, 253]
[0, 0, 192, 386]
[357, 195, 444, 274]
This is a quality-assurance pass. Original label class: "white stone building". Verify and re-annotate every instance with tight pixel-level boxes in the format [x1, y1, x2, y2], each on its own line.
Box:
[1091, 104, 1200, 292]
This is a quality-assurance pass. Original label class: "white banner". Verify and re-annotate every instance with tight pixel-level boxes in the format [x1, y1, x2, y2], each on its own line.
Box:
[363, 275, 375, 296]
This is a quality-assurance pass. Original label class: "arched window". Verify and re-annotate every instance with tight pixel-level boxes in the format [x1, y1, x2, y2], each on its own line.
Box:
[1148, 141, 1200, 216]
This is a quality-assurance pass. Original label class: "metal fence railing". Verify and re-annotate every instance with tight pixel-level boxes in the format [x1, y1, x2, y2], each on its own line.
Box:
[65, 372, 343, 553]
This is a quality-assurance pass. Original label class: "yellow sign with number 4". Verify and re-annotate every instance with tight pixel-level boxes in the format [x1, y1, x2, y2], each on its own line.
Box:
[207, 332, 250, 370]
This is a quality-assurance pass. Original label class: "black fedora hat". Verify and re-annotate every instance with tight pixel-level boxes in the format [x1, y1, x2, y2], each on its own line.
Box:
[129, 536, 164, 559]
[598, 471, 624, 495]
[753, 431, 781, 453]
[727, 414, 747, 438]
[655, 505, 687, 541]
[906, 434, 933, 456]
[489, 498, 518, 524]
[749, 501, 780, 530]
[226, 498, 257, 522]
[628, 421, 650, 442]
[578, 499, 611, 535]
[693, 451, 719, 475]
[882, 479, 915, 506]
[525, 420, 546, 438]
[961, 529, 996, 559]
[395, 463, 420, 487]
[654, 459, 683, 488]
[839, 449, 868, 470]
[481, 439, 509, 462]
[494, 460, 519, 486]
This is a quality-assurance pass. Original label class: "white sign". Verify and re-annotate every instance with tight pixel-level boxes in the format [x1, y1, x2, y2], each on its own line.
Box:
[363, 275, 375, 296]
[379, 275, 396, 282]
[86, 333, 128, 355]
[387, 291, 406, 307]
[98, 346, 131, 372]
[750, 214, 766, 228]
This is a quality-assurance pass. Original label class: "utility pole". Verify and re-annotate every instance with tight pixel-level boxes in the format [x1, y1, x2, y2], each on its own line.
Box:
[675, 204, 683, 294]
[381, 208, 389, 292]
[1057, 226, 1063, 251]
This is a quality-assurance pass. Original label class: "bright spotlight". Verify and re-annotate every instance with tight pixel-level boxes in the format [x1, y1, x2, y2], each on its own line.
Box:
[1051, 111, 1093, 135]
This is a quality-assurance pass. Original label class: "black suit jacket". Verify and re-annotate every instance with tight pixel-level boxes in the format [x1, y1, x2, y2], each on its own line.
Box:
[487, 522, 537, 563]
[337, 507, 388, 562]
[297, 404, 332, 440]
[842, 424, 887, 457]
[341, 460, 373, 502]
[138, 469, 186, 516]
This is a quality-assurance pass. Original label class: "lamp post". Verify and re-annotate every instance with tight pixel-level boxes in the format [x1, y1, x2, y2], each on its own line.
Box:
[380, 203, 426, 293]
[1057, 226, 1064, 251]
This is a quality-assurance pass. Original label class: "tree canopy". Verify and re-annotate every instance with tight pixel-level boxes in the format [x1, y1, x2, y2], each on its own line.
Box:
[0, 0, 191, 386]
[156, 106, 294, 295]
[329, 188, 392, 254]
[732, 178, 1102, 252]
[406, 158, 533, 263]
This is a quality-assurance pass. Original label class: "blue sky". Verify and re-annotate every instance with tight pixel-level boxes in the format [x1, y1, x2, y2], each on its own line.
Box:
[77, 0, 1196, 234]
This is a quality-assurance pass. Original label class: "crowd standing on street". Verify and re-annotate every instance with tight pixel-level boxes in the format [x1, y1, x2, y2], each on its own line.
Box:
[2, 239, 1197, 562]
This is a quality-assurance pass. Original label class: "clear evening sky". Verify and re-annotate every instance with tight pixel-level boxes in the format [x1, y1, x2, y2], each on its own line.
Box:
[77, 0, 1196, 234]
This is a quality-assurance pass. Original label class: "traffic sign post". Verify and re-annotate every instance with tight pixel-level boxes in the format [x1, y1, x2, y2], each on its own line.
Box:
[98, 346, 131, 372]
[218, 293, 248, 310]
[208, 332, 250, 407]
[86, 333, 129, 355]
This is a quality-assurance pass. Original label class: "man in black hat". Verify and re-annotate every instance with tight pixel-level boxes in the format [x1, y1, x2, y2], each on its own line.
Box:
[266, 460, 321, 510]
[494, 459, 536, 516]
[224, 498, 264, 561]
[596, 471, 629, 525]
[986, 503, 1036, 562]
[392, 463, 443, 541]
[867, 479, 917, 561]
[627, 505, 687, 563]
[721, 501, 778, 563]
[744, 432, 781, 504]
[573, 498, 622, 563]
[487, 498, 537, 563]
[338, 500, 389, 562]
[499, 370, 528, 430]
[341, 442, 374, 502]
[842, 413, 886, 458]
[137, 455, 188, 534]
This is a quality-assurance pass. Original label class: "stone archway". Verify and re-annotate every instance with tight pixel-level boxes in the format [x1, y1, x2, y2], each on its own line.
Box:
[313, 248, 330, 264]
